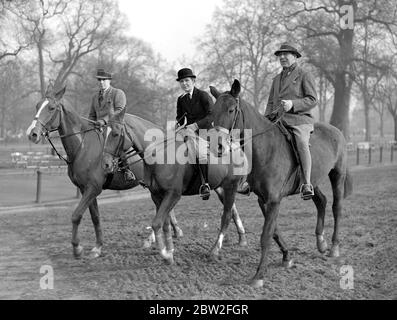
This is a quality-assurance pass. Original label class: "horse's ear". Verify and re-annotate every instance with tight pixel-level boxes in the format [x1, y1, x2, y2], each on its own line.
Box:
[45, 82, 54, 97]
[55, 86, 66, 100]
[230, 79, 241, 98]
[210, 86, 220, 99]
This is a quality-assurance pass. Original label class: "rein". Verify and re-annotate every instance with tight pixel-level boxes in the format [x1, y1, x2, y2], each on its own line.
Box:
[105, 122, 189, 169]
[37, 102, 102, 165]
[222, 97, 284, 149]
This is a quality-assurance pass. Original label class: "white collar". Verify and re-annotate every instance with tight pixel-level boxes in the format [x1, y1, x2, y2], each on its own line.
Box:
[183, 88, 194, 98]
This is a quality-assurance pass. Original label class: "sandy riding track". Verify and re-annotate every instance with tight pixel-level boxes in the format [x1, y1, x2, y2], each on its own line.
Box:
[0, 165, 396, 300]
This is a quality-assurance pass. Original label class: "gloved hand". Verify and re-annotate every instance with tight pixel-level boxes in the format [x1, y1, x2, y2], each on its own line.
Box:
[281, 100, 293, 112]
[94, 119, 107, 128]
[186, 123, 199, 132]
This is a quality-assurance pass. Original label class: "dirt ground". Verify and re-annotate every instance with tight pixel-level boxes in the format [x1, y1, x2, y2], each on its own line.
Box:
[0, 165, 396, 300]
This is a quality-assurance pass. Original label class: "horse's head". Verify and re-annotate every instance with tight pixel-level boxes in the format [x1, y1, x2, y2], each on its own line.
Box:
[209, 79, 243, 157]
[26, 84, 66, 144]
[210, 79, 242, 133]
[102, 116, 129, 174]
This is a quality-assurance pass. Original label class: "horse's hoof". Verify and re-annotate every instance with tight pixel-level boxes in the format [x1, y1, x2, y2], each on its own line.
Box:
[328, 245, 340, 257]
[207, 250, 221, 262]
[250, 279, 264, 288]
[238, 236, 248, 247]
[173, 228, 184, 239]
[210, 247, 220, 257]
[73, 245, 83, 259]
[89, 247, 102, 259]
[282, 259, 294, 268]
[317, 240, 328, 254]
[316, 238, 328, 254]
[161, 249, 175, 265]
[164, 256, 175, 265]
[142, 240, 153, 249]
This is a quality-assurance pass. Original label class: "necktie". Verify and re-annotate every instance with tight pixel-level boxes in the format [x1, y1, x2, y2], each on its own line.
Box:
[98, 90, 104, 104]
[281, 68, 289, 86]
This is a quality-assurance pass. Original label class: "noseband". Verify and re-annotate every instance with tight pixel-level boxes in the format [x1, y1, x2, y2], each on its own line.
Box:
[214, 96, 242, 151]
[103, 125, 125, 159]
[35, 100, 62, 136]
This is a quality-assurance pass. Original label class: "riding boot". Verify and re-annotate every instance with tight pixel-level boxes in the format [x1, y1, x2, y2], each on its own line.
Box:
[237, 176, 250, 195]
[122, 146, 136, 182]
[198, 164, 210, 200]
[297, 140, 314, 200]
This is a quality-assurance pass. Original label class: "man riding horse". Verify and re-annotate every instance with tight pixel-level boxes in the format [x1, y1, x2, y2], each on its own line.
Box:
[266, 43, 317, 200]
[88, 68, 135, 181]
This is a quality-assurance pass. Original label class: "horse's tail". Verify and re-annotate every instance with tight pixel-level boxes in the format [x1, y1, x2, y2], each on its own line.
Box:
[344, 168, 353, 198]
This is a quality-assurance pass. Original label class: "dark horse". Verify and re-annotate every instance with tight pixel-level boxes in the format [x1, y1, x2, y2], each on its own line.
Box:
[26, 85, 183, 258]
[209, 80, 353, 287]
[102, 111, 248, 264]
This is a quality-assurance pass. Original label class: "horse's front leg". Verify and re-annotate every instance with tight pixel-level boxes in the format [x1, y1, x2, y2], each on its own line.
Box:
[210, 184, 237, 258]
[169, 209, 183, 238]
[250, 198, 280, 288]
[151, 191, 181, 264]
[214, 187, 247, 246]
[88, 198, 103, 258]
[71, 186, 99, 258]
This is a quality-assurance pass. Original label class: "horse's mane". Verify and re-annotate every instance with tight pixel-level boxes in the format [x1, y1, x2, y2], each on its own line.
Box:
[60, 99, 90, 127]
[224, 91, 272, 128]
[125, 113, 162, 130]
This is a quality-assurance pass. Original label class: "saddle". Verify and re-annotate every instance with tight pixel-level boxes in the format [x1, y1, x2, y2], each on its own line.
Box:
[275, 119, 302, 168]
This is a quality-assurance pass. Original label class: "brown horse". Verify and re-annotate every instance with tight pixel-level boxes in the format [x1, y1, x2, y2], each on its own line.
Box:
[26, 85, 183, 258]
[209, 80, 353, 287]
[102, 111, 248, 264]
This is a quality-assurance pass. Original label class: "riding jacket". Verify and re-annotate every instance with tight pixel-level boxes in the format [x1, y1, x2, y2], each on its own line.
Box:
[88, 86, 126, 124]
[265, 63, 317, 126]
[176, 87, 214, 129]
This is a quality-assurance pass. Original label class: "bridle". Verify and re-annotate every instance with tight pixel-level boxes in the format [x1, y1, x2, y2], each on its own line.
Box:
[103, 125, 125, 158]
[35, 98, 100, 164]
[214, 94, 284, 150]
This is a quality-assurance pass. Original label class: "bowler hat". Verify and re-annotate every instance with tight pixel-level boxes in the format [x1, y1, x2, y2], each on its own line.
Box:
[274, 43, 302, 58]
[176, 68, 196, 81]
[95, 68, 112, 80]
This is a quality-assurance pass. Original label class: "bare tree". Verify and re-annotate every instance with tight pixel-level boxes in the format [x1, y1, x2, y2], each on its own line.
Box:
[353, 16, 389, 141]
[7, 0, 126, 97]
[0, 60, 23, 137]
[383, 75, 397, 141]
[198, 0, 284, 111]
[0, 0, 31, 60]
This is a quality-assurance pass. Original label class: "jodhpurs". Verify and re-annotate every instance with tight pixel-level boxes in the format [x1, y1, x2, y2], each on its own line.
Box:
[289, 124, 314, 185]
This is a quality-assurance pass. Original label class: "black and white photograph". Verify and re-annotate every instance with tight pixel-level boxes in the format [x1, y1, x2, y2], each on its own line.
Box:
[0, 0, 395, 306]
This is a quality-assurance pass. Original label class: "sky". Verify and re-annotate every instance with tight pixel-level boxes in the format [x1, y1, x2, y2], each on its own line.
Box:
[118, 0, 224, 63]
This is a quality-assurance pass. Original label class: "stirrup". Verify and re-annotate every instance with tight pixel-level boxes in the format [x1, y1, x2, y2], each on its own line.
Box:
[123, 169, 136, 181]
[300, 183, 314, 200]
[237, 181, 251, 196]
[199, 183, 211, 200]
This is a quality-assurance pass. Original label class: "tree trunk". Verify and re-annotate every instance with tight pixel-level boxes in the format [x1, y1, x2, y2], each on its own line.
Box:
[330, 72, 352, 138]
[394, 115, 397, 141]
[37, 39, 45, 98]
[379, 108, 384, 138]
[318, 74, 326, 122]
[364, 95, 371, 141]
[0, 109, 5, 138]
